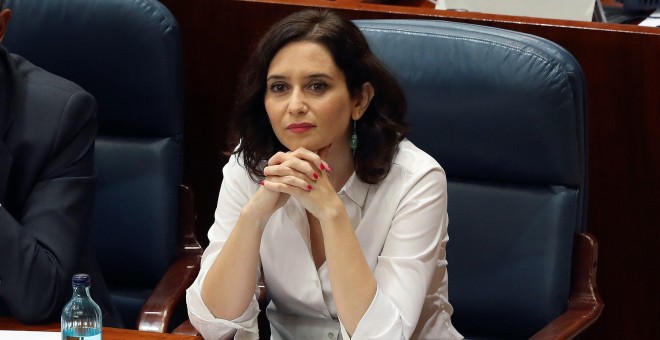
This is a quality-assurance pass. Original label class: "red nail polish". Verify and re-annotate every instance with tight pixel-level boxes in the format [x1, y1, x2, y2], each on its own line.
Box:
[260, 181, 264, 186]
[328, 164, 334, 172]
[307, 185, 312, 191]
[320, 164, 326, 171]
[313, 172, 319, 179]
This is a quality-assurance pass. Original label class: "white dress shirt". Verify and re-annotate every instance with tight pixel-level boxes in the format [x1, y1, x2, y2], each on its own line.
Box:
[186, 139, 463, 340]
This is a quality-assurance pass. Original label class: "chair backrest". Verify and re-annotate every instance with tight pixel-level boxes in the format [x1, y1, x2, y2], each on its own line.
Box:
[355, 20, 587, 338]
[4, 0, 184, 328]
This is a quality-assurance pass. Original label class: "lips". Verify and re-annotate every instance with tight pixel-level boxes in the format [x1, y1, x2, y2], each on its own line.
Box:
[287, 122, 315, 133]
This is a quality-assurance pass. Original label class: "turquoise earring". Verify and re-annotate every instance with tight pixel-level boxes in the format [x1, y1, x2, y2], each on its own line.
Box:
[350, 120, 358, 154]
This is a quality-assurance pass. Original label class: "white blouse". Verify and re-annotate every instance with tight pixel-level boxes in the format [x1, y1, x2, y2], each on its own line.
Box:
[186, 139, 463, 340]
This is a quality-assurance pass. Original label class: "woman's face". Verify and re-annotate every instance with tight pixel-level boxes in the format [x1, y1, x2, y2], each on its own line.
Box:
[264, 41, 362, 153]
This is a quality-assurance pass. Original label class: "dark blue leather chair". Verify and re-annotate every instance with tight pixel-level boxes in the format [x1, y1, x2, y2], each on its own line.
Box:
[354, 20, 603, 339]
[4, 0, 202, 332]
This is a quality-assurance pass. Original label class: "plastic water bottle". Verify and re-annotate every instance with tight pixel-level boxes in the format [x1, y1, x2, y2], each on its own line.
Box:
[61, 273, 102, 340]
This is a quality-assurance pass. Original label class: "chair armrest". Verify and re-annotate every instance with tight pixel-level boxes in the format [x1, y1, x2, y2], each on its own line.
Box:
[530, 232, 604, 340]
[137, 254, 201, 332]
[172, 319, 201, 336]
[175, 185, 204, 258]
[137, 184, 204, 333]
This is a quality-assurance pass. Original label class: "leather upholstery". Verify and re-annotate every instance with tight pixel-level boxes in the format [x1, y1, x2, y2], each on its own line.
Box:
[4, 0, 184, 329]
[356, 20, 587, 339]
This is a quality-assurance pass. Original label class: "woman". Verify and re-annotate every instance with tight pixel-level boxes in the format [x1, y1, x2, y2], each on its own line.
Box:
[186, 9, 462, 340]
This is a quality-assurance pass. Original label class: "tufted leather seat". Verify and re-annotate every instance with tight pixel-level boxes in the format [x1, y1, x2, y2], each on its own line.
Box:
[355, 19, 602, 339]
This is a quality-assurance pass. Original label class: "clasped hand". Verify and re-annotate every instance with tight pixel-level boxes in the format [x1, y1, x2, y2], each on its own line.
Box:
[258, 146, 339, 221]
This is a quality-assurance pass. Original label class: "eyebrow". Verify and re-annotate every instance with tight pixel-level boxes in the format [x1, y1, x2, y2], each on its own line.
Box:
[266, 73, 333, 82]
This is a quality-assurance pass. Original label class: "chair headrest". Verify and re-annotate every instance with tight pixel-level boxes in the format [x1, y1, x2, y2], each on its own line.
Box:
[356, 20, 587, 187]
[4, 0, 183, 137]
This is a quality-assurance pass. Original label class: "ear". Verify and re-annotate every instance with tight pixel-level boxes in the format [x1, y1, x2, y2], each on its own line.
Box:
[352, 82, 375, 121]
[0, 9, 12, 43]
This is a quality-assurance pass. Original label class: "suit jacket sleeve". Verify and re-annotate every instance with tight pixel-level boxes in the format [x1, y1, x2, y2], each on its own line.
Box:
[0, 89, 98, 324]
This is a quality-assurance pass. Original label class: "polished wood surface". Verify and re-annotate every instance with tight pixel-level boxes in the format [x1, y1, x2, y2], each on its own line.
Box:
[0, 317, 201, 339]
[171, 320, 200, 337]
[530, 233, 604, 340]
[158, 0, 659, 338]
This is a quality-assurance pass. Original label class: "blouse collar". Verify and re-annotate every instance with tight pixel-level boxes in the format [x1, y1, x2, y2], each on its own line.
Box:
[336, 171, 370, 208]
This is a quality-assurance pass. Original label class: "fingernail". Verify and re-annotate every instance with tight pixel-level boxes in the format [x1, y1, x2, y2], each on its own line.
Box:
[307, 185, 312, 191]
[327, 164, 333, 172]
[260, 181, 264, 186]
[320, 164, 326, 171]
[313, 172, 319, 179]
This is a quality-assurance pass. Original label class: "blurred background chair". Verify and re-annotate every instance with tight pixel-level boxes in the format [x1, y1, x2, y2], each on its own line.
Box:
[4, 0, 202, 332]
[354, 19, 603, 339]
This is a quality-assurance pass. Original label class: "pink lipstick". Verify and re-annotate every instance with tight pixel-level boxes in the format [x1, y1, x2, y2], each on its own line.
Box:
[287, 122, 315, 133]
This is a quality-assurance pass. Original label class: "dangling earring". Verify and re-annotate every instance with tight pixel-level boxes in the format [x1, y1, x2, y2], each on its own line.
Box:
[350, 120, 358, 154]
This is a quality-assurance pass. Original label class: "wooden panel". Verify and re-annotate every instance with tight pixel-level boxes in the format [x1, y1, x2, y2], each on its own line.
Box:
[159, 0, 660, 338]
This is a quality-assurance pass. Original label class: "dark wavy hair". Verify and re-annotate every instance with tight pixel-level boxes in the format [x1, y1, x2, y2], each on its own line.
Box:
[228, 9, 408, 184]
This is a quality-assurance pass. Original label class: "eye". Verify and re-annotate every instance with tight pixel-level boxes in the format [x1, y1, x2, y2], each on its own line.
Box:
[269, 82, 288, 93]
[308, 82, 327, 93]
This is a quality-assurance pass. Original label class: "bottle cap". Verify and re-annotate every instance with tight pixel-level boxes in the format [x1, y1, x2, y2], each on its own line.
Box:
[72, 273, 91, 287]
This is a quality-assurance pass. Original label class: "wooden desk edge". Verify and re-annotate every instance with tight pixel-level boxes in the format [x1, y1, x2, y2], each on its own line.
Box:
[237, 0, 660, 34]
[0, 317, 201, 339]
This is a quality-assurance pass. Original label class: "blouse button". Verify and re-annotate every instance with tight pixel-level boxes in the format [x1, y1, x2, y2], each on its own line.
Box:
[327, 333, 335, 339]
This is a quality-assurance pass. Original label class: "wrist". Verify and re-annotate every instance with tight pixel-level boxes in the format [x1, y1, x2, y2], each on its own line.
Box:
[240, 202, 271, 231]
[318, 198, 350, 229]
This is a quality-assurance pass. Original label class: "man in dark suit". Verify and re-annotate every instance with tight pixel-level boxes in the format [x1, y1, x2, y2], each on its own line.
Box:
[0, 0, 121, 326]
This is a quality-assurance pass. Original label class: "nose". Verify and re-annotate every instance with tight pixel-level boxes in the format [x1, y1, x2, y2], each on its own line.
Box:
[287, 88, 307, 115]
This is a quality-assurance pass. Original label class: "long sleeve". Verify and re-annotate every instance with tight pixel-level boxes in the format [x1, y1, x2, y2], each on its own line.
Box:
[0, 89, 97, 323]
[186, 155, 262, 339]
[345, 164, 458, 339]
[186, 140, 462, 339]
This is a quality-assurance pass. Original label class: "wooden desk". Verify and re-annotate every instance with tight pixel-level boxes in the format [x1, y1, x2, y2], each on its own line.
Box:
[0, 317, 201, 339]
[159, 0, 659, 339]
